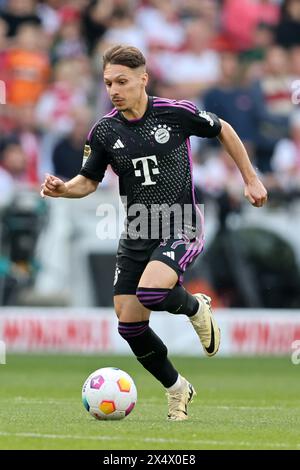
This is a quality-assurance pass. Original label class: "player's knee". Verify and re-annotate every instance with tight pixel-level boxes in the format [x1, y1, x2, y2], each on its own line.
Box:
[137, 280, 161, 289]
[114, 296, 135, 320]
[137, 276, 176, 290]
[114, 298, 125, 319]
[136, 287, 170, 311]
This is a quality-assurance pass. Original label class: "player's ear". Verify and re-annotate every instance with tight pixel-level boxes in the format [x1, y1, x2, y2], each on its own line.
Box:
[141, 72, 149, 87]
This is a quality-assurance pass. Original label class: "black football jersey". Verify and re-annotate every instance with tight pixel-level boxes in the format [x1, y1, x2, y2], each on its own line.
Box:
[80, 96, 222, 239]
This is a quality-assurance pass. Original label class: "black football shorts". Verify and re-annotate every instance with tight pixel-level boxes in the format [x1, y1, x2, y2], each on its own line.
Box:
[113, 235, 203, 296]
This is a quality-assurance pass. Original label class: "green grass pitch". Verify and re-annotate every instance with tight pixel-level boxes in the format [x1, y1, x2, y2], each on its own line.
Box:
[0, 354, 299, 450]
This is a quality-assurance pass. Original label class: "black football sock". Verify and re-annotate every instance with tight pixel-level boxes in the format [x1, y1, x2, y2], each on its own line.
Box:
[118, 321, 178, 388]
[136, 285, 199, 316]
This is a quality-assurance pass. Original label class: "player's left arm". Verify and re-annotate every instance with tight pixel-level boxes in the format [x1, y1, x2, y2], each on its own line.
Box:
[218, 119, 268, 208]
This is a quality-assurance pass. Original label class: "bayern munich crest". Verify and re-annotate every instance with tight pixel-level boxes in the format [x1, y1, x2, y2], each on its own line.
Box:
[151, 124, 171, 144]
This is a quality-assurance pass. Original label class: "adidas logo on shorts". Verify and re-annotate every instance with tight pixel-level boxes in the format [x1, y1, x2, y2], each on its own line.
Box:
[162, 251, 175, 260]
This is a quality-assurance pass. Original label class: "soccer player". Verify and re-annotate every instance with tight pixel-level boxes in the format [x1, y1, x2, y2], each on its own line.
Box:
[41, 45, 268, 421]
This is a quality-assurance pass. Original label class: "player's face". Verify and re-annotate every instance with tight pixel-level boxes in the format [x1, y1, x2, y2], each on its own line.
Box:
[103, 64, 148, 111]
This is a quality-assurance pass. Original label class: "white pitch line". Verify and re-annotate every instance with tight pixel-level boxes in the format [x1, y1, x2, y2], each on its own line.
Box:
[0, 432, 299, 449]
[201, 405, 300, 411]
[11, 398, 300, 411]
[13, 399, 73, 405]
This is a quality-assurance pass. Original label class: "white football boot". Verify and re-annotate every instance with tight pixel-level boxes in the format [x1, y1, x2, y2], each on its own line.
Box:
[166, 377, 196, 421]
[189, 293, 220, 357]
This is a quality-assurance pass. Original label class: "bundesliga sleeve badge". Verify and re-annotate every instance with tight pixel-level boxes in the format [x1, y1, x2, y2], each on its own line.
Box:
[82, 144, 91, 166]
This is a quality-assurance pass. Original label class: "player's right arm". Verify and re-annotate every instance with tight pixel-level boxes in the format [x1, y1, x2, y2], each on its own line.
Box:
[40, 173, 98, 198]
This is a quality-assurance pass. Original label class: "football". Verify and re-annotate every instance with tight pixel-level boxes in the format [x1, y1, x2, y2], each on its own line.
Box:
[82, 367, 137, 420]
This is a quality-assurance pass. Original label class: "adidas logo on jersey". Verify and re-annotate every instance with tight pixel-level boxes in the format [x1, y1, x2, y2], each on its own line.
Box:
[198, 111, 214, 127]
[162, 251, 175, 260]
[113, 139, 125, 149]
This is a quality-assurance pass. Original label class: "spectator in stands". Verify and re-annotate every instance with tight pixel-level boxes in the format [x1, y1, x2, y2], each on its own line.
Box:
[0, 16, 8, 80]
[204, 51, 258, 157]
[136, 0, 185, 51]
[0, 0, 41, 37]
[250, 45, 291, 172]
[0, 15, 7, 52]
[52, 106, 93, 180]
[81, 0, 114, 54]
[194, 147, 244, 226]
[241, 22, 275, 66]
[35, 57, 91, 178]
[195, 147, 243, 198]
[276, 0, 300, 49]
[152, 17, 220, 101]
[51, 5, 87, 63]
[5, 23, 50, 106]
[178, 0, 211, 22]
[104, 5, 147, 54]
[35, 58, 89, 134]
[179, 0, 220, 30]
[9, 104, 41, 185]
[0, 142, 28, 190]
[36, 0, 62, 38]
[289, 45, 300, 80]
[0, 152, 14, 207]
[222, 0, 279, 52]
[271, 111, 300, 192]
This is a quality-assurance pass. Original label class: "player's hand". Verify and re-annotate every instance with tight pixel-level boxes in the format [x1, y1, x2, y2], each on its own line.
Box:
[40, 174, 67, 198]
[244, 177, 268, 207]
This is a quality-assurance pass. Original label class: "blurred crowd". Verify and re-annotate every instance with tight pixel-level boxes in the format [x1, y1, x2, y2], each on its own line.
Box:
[1, 0, 300, 308]
[0, 0, 300, 207]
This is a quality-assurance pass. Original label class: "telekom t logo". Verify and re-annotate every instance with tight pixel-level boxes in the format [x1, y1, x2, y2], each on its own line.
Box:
[132, 155, 160, 186]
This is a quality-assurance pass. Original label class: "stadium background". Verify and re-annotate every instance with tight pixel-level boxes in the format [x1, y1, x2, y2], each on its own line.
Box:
[0, 0, 300, 450]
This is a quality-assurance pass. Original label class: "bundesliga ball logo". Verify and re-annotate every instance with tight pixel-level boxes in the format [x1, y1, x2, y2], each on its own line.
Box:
[82, 367, 137, 420]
